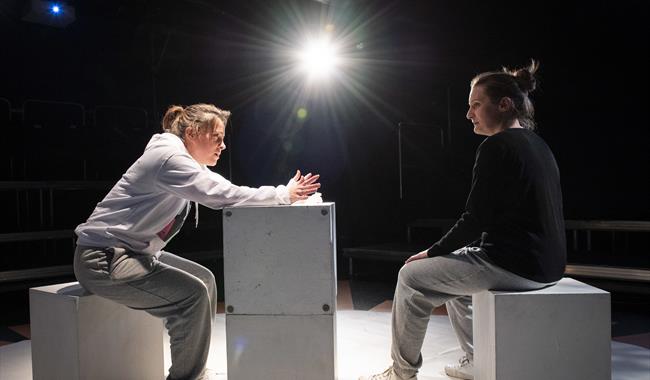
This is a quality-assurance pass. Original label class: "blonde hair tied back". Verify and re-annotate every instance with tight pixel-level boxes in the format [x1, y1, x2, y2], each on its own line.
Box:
[161, 103, 231, 139]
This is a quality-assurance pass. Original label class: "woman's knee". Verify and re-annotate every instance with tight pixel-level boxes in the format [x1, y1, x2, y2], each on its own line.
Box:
[186, 261, 216, 291]
[398, 262, 426, 289]
[181, 276, 211, 304]
[204, 268, 216, 290]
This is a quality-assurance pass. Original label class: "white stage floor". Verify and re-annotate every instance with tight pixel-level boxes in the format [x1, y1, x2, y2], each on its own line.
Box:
[1, 310, 648, 380]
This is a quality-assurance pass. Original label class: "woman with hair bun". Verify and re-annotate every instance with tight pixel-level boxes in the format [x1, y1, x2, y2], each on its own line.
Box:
[74, 103, 320, 380]
[360, 60, 566, 380]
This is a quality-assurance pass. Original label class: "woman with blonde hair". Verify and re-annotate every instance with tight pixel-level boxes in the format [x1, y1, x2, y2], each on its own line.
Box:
[74, 103, 320, 380]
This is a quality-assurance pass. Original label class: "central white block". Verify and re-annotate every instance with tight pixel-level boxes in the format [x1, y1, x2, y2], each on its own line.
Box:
[226, 314, 336, 380]
[223, 203, 337, 380]
[223, 203, 337, 315]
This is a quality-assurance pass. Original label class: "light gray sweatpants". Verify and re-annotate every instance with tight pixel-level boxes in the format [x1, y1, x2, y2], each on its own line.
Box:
[73, 245, 218, 380]
[390, 246, 553, 378]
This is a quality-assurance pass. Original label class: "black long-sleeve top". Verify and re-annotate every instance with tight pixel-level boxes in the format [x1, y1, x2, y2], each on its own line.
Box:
[426, 128, 566, 283]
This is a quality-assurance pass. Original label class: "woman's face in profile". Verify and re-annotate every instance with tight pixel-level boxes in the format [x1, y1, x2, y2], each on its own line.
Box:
[466, 85, 503, 136]
[185, 119, 226, 166]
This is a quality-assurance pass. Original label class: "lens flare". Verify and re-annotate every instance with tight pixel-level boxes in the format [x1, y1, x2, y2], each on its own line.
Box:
[298, 38, 339, 79]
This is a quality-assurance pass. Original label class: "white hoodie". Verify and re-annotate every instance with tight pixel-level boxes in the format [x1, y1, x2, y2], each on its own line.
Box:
[75, 133, 290, 254]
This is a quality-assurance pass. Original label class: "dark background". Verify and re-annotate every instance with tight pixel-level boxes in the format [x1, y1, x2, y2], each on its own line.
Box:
[0, 0, 648, 272]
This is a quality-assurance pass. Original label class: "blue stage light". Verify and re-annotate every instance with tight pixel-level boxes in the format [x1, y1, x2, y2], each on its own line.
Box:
[22, 0, 76, 27]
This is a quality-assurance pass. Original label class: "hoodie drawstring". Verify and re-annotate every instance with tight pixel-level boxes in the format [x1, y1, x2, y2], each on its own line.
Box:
[194, 201, 199, 228]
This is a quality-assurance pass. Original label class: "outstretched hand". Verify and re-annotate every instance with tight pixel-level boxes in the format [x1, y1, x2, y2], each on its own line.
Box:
[288, 170, 321, 203]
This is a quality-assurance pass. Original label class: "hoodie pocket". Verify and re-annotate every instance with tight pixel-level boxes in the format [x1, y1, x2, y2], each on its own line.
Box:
[107, 247, 156, 282]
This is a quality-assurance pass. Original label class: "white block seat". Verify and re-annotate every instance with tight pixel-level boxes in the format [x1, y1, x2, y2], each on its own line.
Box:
[473, 277, 611, 380]
[29, 281, 165, 380]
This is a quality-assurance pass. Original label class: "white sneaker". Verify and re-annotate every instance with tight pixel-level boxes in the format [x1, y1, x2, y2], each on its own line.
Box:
[201, 368, 226, 380]
[359, 367, 418, 380]
[444, 356, 474, 379]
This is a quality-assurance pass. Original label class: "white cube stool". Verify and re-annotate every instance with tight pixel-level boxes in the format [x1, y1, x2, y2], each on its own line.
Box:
[473, 277, 611, 380]
[30, 281, 165, 380]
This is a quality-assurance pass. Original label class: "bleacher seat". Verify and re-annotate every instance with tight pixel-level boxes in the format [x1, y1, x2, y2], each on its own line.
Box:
[0, 97, 16, 180]
[22, 99, 86, 180]
[399, 122, 445, 201]
[86, 105, 151, 180]
[50, 187, 108, 229]
[0, 97, 20, 232]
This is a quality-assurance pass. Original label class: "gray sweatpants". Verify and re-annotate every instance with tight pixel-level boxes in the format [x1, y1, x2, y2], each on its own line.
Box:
[390, 246, 552, 378]
[73, 245, 217, 380]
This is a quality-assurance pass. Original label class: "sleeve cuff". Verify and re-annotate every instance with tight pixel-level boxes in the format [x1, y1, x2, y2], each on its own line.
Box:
[426, 244, 444, 258]
[277, 185, 291, 205]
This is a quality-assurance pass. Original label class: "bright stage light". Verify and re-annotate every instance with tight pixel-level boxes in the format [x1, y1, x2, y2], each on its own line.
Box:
[22, 0, 75, 27]
[298, 38, 339, 79]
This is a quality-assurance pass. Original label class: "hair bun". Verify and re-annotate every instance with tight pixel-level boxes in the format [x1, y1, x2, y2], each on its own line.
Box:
[167, 105, 184, 117]
[162, 105, 184, 133]
[511, 59, 539, 93]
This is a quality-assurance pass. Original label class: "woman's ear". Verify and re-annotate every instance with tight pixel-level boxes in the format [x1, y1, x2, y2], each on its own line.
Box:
[184, 127, 196, 141]
[498, 97, 514, 112]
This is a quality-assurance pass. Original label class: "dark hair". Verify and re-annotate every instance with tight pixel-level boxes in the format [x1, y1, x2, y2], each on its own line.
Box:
[162, 103, 231, 139]
[470, 59, 539, 130]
